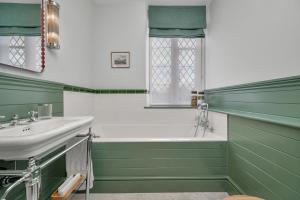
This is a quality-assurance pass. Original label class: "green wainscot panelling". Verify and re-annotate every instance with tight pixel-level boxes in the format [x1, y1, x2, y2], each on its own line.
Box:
[228, 116, 300, 200]
[0, 72, 66, 199]
[92, 141, 228, 193]
[0, 72, 64, 123]
[205, 75, 300, 128]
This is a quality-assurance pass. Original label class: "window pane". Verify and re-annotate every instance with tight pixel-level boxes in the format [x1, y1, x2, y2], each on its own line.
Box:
[150, 37, 202, 105]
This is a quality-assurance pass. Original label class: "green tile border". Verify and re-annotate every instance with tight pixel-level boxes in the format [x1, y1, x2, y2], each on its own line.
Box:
[96, 89, 148, 94]
[64, 85, 96, 93]
[0, 72, 148, 94]
[64, 85, 148, 94]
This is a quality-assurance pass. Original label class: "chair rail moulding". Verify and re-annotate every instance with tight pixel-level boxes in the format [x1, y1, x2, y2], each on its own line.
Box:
[205, 75, 300, 128]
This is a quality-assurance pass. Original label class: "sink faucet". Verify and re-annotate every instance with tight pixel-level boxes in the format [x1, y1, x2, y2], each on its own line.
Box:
[10, 114, 19, 126]
[28, 111, 38, 122]
[0, 115, 6, 129]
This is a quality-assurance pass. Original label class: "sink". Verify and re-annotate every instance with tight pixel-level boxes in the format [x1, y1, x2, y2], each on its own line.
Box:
[0, 116, 94, 160]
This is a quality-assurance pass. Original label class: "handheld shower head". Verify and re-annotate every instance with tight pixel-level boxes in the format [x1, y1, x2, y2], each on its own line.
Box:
[199, 102, 208, 111]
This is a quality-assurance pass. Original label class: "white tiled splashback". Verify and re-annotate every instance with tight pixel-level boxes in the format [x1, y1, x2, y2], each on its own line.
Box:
[63, 92, 227, 137]
[64, 91, 94, 117]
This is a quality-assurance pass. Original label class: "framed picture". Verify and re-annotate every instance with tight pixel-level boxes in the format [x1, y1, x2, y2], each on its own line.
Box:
[111, 52, 130, 68]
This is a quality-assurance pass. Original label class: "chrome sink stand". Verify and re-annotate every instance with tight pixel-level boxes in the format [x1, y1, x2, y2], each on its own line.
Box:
[0, 128, 93, 200]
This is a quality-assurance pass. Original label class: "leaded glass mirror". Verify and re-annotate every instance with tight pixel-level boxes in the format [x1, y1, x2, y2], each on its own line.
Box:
[0, 0, 45, 72]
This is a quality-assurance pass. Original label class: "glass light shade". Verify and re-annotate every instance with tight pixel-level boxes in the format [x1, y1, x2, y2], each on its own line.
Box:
[47, 0, 60, 49]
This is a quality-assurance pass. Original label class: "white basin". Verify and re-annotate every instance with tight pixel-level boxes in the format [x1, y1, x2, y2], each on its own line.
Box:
[0, 116, 94, 160]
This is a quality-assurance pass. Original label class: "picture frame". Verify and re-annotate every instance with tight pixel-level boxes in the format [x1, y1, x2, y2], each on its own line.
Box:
[111, 52, 130, 68]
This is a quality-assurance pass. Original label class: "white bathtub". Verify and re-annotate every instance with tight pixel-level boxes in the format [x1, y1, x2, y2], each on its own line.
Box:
[92, 124, 227, 142]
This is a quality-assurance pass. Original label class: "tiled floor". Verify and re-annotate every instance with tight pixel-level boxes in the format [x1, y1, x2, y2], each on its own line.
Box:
[72, 192, 229, 200]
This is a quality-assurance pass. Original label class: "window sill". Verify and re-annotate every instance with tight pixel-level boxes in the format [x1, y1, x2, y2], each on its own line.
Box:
[144, 105, 195, 109]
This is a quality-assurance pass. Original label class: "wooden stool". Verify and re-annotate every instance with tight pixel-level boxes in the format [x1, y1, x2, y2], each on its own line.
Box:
[224, 195, 264, 200]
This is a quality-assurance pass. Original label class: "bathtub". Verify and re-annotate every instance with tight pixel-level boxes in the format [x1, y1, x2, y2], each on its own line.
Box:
[92, 124, 227, 142]
[91, 123, 228, 193]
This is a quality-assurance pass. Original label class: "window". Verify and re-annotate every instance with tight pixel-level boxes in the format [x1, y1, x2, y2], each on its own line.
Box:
[149, 37, 203, 105]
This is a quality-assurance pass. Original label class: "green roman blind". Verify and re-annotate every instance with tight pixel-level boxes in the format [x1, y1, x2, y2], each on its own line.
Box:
[0, 3, 41, 36]
[148, 6, 206, 38]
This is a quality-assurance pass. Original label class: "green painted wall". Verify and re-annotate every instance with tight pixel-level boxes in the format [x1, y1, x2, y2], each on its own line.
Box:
[205, 75, 300, 200]
[92, 141, 228, 193]
[0, 72, 65, 200]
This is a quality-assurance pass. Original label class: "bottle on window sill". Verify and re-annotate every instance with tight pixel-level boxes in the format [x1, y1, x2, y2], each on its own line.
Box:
[191, 91, 198, 108]
[198, 91, 205, 105]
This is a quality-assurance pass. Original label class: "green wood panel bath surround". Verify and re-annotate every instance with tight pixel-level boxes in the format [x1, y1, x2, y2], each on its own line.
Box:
[91, 141, 229, 193]
[205, 75, 300, 200]
[0, 72, 65, 200]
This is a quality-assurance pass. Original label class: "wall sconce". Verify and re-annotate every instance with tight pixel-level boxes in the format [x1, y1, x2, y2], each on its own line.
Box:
[47, 0, 60, 49]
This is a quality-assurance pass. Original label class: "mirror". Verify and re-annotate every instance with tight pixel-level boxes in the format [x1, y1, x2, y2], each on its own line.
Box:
[0, 0, 45, 73]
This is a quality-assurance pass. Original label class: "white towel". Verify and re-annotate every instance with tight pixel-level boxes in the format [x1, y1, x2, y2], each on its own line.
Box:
[66, 138, 94, 190]
[58, 173, 81, 196]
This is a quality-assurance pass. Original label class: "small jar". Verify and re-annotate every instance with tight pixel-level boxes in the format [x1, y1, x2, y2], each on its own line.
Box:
[198, 91, 205, 105]
[191, 91, 198, 108]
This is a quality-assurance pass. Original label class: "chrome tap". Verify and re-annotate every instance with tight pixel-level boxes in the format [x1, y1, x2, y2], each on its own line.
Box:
[194, 102, 210, 137]
[28, 111, 38, 122]
[10, 114, 19, 126]
[0, 115, 6, 129]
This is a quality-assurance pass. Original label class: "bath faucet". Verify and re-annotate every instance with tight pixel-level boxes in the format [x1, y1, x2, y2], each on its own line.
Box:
[194, 102, 210, 137]
[0, 115, 6, 129]
[10, 114, 19, 126]
[198, 102, 208, 110]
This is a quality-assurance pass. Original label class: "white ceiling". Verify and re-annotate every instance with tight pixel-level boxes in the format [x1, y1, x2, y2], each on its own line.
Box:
[92, 0, 209, 6]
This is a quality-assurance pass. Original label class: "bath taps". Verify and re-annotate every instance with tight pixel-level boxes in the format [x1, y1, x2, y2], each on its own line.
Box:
[10, 114, 19, 126]
[198, 102, 208, 111]
[0, 115, 6, 129]
[194, 103, 210, 137]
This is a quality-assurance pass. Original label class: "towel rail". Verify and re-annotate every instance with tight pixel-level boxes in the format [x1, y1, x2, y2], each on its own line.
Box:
[0, 128, 93, 200]
[0, 173, 30, 200]
[40, 135, 89, 170]
[0, 170, 25, 176]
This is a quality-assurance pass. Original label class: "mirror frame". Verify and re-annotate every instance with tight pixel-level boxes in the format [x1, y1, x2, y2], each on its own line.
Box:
[41, 0, 46, 72]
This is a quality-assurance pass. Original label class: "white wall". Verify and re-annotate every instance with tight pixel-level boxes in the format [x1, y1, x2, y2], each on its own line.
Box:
[92, 1, 147, 89]
[0, 0, 94, 88]
[64, 91, 227, 137]
[63, 91, 94, 117]
[206, 0, 300, 89]
[91, 93, 227, 136]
